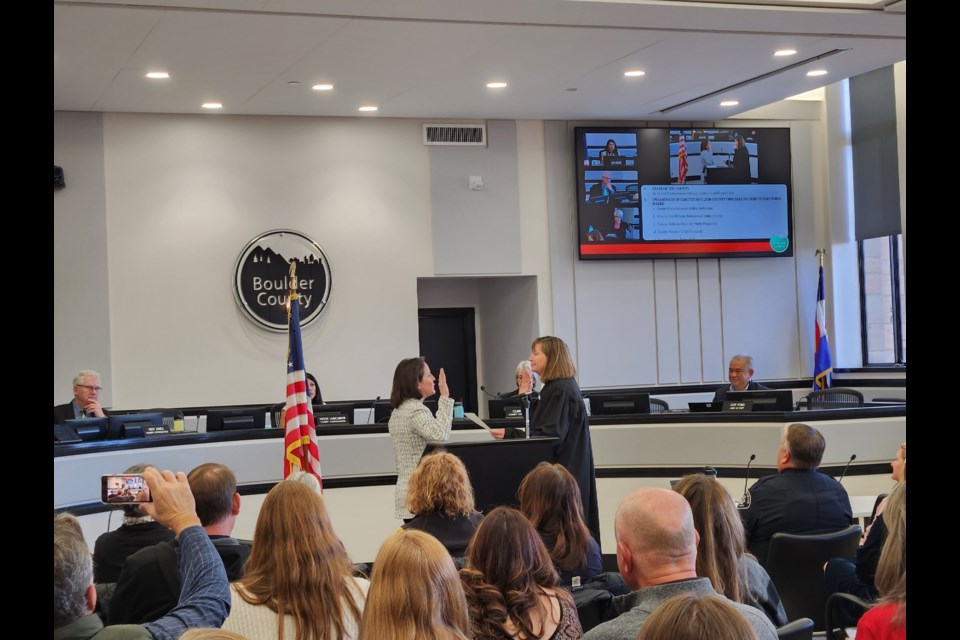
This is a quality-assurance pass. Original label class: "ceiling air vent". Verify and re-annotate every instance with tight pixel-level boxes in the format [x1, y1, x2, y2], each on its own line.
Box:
[423, 124, 487, 146]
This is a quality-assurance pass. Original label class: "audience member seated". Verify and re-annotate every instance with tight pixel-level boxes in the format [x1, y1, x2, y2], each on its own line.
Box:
[501, 360, 541, 399]
[109, 463, 251, 625]
[460, 506, 583, 640]
[825, 442, 906, 629]
[54, 369, 109, 423]
[582, 488, 776, 640]
[740, 423, 853, 566]
[672, 473, 787, 626]
[357, 528, 471, 640]
[54, 466, 231, 639]
[712, 355, 769, 403]
[855, 481, 906, 640]
[518, 462, 602, 588]
[222, 478, 368, 640]
[638, 593, 760, 640]
[93, 463, 176, 585]
[401, 450, 484, 562]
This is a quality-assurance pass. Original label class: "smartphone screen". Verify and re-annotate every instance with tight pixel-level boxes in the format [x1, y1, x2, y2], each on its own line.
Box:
[101, 474, 152, 504]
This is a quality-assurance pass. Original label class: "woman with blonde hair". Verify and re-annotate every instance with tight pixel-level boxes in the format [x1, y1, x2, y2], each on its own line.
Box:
[518, 462, 601, 587]
[672, 473, 787, 626]
[357, 529, 471, 640]
[460, 506, 582, 640]
[402, 450, 483, 559]
[222, 481, 368, 640]
[638, 593, 760, 640]
[824, 442, 905, 628]
[856, 480, 906, 640]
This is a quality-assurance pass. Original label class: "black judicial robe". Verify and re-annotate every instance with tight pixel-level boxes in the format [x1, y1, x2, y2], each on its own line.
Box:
[530, 376, 601, 544]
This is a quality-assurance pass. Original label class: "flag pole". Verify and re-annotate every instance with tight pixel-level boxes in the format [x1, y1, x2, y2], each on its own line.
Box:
[286, 261, 309, 471]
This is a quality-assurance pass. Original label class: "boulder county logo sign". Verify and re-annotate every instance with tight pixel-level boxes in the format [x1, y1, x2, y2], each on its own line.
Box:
[234, 230, 332, 332]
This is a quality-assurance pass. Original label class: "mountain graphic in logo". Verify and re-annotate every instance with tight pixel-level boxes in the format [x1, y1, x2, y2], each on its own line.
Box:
[234, 230, 332, 332]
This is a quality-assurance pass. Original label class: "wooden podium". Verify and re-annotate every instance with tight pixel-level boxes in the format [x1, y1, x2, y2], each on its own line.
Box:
[425, 437, 558, 514]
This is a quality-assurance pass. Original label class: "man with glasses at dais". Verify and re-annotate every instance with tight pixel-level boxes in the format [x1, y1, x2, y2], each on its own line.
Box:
[54, 369, 109, 423]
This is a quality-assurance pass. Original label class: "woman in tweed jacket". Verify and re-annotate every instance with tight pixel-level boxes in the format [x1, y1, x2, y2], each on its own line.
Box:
[388, 356, 454, 521]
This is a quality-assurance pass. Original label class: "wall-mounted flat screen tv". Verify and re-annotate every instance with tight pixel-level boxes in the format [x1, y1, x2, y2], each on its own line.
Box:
[575, 127, 793, 260]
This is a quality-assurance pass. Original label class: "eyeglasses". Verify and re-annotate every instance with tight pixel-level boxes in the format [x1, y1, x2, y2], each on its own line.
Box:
[77, 384, 103, 392]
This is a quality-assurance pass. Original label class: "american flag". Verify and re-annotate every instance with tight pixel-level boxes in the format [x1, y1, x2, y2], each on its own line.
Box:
[813, 265, 833, 390]
[283, 292, 322, 486]
[677, 135, 689, 184]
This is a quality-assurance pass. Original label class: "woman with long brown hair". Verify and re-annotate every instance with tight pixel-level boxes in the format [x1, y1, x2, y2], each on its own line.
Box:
[518, 462, 601, 587]
[222, 481, 368, 640]
[460, 506, 582, 640]
[388, 356, 453, 522]
[357, 529, 471, 640]
[672, 473, 787, 626]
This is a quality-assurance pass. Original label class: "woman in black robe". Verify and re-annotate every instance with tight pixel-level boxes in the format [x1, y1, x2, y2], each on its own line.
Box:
[518, 336, 601, 544]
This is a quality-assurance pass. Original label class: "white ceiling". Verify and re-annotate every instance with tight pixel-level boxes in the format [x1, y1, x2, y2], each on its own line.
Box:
[53, 0, 906, 122]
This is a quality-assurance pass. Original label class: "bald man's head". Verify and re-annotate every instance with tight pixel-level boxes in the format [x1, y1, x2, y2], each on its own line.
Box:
[614, 487, 698, 588]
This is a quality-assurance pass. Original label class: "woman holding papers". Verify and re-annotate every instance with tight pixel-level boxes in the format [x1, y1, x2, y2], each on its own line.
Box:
[517, 336, 600, 543]
[387, 356, 453, 522]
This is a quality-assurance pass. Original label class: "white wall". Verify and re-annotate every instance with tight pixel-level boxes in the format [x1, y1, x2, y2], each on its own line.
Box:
[54, 91, 902, 408]
[54, 112, 114, 406]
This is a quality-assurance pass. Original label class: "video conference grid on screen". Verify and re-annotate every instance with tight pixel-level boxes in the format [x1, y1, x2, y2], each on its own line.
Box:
[575, 127, 793, 260]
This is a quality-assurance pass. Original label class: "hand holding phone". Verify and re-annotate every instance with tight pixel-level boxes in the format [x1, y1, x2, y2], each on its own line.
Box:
[101, 474, 153, 504]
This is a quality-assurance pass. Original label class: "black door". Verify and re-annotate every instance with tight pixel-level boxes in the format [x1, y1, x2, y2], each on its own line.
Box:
[418, 308, 478, 414]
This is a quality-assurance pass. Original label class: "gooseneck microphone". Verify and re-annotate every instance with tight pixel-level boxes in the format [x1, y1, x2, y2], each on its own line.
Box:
[837, 454, 857, 483]
[367, 396, 381, 424]
[739, 454, 756, 508]
[480, 385, 502, 399]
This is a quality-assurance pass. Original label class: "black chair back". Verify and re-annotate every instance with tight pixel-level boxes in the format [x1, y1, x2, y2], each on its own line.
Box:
[804, 388, 864, 409]
[650, 398, 670, 413]
[765, 525, 862, 630]
[824, 592, 871, 640]
[776, 617, 814, 640]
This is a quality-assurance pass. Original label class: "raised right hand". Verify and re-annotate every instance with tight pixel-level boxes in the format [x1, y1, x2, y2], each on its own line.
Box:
[140, 467, 202, 536]
[438, 368, 450, 398]
[518, 368, 533, 394]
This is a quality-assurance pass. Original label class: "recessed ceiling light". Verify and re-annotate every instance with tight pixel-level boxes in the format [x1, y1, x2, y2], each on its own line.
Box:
[358, 106, 378, 112]
[145, 72, 170, 79]
[201, 102, 223, 109]
[312, 84, 334, 91]
[806, 69, 828, 77]
[486, 82, 508, 89]
[720, 100, 739, 107]
[774, 49, 797, 57]
[624, 70, 646, 77]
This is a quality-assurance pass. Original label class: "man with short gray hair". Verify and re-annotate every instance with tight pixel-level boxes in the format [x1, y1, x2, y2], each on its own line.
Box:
[712, 354, 769, 403]
[741, 423, 853, 566]
[54, 370, 108, 423]
[54, 467, 230, 639]
[583, 488, 777, 640]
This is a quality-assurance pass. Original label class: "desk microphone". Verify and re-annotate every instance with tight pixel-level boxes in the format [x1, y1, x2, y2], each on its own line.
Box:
[837, 454, 857, 483]
[480, 385, 502, 399]
[367, 396, 380, 425]
[738, 454, 756, 508]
